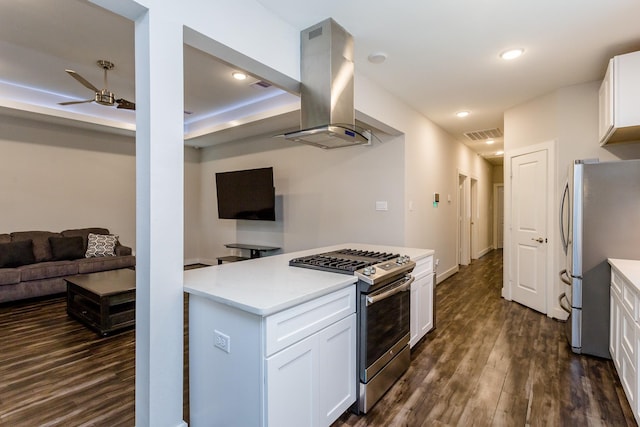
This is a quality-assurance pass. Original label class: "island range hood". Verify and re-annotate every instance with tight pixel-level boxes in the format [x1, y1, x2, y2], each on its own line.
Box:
[285, 18, 369, 149]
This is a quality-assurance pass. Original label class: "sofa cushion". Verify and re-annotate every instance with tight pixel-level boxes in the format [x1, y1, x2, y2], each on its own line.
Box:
[0, 234, 10, 244]
[76, 255, 136, 274]
[49, 236, 85, 261]
[0, 240, 36, 268]
[85, 233, 118, 257]
[61, 228, 110, 251]
[0, 268, 21, 286]
[17, 260, 78, 281]
[11, 231, 61, 262]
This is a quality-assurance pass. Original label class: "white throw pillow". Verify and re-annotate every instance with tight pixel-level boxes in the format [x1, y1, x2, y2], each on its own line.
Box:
[85, 233, 118, 257]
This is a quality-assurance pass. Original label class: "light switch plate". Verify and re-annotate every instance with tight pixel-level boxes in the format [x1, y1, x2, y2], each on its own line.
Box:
[375, 201, 388, 211]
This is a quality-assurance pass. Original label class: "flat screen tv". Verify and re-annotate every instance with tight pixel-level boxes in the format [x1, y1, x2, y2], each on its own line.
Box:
[215, 167, 276, 221]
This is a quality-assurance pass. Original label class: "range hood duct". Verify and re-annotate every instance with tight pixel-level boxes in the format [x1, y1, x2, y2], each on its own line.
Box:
[285, 18, 369, 149]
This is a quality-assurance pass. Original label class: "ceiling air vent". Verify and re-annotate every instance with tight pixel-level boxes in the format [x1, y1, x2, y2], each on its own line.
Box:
[251, 80, 272, 89]
[464, 128, 503, 141]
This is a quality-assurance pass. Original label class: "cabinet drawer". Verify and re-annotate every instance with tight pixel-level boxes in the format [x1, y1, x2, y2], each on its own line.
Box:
[621, 275, 639, 321]
[265, 286, 355, 356]
[413, 255, 433, 277]
[611, 269, 623, 298]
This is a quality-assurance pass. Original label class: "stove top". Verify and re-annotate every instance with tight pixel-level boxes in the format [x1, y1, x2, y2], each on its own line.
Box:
[289, 248, 399, 274]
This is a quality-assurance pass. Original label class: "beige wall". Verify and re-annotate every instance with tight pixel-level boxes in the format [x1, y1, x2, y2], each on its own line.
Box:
[186, 75, 496, 279]
[504, 80, 640, 318]
[195, 132, 406, 264]
[492, 165, 504, 184]
[0, 114, 203, 260]
[0, 115, 137, 247]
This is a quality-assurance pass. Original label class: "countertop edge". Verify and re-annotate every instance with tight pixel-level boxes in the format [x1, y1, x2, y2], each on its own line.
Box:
[185, 278, 357, 316]
[609, 258, 640, 291]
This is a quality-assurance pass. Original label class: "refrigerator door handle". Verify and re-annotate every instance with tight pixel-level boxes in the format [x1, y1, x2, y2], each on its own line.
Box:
[560, 181, 570, 254]
[559, 292, 572, 314]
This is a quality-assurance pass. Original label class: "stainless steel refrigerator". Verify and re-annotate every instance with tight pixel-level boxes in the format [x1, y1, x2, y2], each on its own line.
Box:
[559, 159, 640, 359]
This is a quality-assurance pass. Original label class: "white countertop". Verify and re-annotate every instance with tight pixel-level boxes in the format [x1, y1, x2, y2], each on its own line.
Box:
[609, 259, 640, 290]
[184, 243, 434, 316]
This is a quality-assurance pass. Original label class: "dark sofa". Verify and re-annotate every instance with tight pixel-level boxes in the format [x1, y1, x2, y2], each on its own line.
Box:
[0, 227, 135, 303]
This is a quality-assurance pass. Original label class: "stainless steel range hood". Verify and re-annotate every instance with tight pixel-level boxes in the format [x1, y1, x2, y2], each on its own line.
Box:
[285, 18, 369, 149]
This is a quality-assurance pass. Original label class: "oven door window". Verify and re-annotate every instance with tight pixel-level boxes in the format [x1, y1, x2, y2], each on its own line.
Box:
[361, 281, 410, 376]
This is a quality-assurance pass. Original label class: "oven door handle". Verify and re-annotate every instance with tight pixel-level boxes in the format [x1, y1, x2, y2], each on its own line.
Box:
[365, 276, 414, 306]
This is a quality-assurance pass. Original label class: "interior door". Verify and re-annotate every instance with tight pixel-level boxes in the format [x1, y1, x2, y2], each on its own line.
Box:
[510, 150, 548, 313]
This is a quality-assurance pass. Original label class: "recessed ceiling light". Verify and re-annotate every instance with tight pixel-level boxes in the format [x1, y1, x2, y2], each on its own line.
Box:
[496, 150, 504, 155]
[486, 139, 495, 145]
[232, 72, 247, 80]
[368, 52, 388, 64]
[456, 111, 470, 118]
[500, 48, 524, 60]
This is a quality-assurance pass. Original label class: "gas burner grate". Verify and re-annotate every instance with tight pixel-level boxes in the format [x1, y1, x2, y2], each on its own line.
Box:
[289, 248, 399, 275]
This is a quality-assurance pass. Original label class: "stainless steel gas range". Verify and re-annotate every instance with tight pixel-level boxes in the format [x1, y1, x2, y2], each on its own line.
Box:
[289, 248, 416, 414]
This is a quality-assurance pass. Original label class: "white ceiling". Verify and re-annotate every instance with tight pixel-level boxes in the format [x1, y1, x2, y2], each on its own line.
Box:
[1, 0, 640, 165]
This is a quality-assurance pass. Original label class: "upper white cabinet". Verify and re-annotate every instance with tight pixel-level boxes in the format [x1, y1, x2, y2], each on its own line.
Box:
[599, 50, 640, 145]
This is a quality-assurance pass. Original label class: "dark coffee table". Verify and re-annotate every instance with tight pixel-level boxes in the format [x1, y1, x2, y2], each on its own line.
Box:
[65, 269, 136, 336]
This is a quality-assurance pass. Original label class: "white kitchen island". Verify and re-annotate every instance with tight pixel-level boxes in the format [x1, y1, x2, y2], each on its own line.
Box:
[184, 244, 433, 427]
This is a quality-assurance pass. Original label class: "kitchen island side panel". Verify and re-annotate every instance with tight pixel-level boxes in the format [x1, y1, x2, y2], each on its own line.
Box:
[189, 294, 264, 427]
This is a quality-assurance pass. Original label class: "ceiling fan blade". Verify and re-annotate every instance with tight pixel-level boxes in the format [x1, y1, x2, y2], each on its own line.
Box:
[116, 98, 136, 110]
[65, 69, 100, 92]
[58, 99, 94, 106]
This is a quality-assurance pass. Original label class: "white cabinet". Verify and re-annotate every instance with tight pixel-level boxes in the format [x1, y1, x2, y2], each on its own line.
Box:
[189, 286, 356, 427]
[410, 255, 434, 348]
[609, 264, 640, 423]
[599, 50, 640, 145]
[266, 314, 356, 427]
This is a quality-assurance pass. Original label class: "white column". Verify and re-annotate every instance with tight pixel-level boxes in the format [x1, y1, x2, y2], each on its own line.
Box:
[135, 9, 187, 427]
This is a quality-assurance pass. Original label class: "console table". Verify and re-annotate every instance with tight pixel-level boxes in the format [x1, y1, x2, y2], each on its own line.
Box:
[217, 243, 280, 264]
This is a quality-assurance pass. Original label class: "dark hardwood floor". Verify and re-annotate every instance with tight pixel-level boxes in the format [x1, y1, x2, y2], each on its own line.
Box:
[0, 251, 635, 426]
[332, 250, 636, 426]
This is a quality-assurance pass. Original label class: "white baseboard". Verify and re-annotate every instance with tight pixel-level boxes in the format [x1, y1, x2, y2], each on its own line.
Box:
[436, 265, 459, 285]
[477, 246, 493, 258]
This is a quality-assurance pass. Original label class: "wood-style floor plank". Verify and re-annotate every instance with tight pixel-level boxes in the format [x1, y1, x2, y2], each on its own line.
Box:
[0, 251, 636, 426]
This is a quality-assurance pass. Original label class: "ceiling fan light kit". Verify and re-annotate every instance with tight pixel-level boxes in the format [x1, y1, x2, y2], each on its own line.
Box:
[59, 59, 135, 110]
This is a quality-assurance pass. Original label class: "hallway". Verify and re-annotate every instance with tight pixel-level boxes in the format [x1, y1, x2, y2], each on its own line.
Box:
[333, 250, 636, 426]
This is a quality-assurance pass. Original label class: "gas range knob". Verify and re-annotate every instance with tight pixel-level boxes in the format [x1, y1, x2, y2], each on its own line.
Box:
[370, 266, 376, 275]
[364, 267, 372, 275]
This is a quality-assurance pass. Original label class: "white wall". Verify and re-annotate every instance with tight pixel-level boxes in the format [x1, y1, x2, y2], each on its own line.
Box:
[504, 80, 640, 318]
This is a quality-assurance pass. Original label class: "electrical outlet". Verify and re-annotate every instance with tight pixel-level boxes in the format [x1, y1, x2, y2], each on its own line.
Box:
[214, 330, 231, 353]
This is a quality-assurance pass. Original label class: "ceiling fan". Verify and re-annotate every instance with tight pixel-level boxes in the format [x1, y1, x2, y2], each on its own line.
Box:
[59, 60, 135, 110]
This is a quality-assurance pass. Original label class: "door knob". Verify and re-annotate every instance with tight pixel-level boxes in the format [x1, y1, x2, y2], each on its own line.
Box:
[531, 237, 544, 243]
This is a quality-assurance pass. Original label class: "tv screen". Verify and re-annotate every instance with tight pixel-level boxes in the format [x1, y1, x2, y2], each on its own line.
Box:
[215, 167, 276, 221]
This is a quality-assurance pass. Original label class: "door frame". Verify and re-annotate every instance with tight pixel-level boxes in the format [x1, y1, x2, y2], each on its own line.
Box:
[493, 183, 504, 249]
[457, 169, 479, 266]
[503, 140, 557, 317]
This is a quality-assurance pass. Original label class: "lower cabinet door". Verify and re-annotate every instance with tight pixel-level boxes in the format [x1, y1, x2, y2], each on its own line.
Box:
[318, 314, 356, 426]
[419, 272, 434, 337]
[265, 314, 356, 427]
[410, 282, 419, 347]
[410, 271, 434, 347]
[266, 334, 317, 427]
